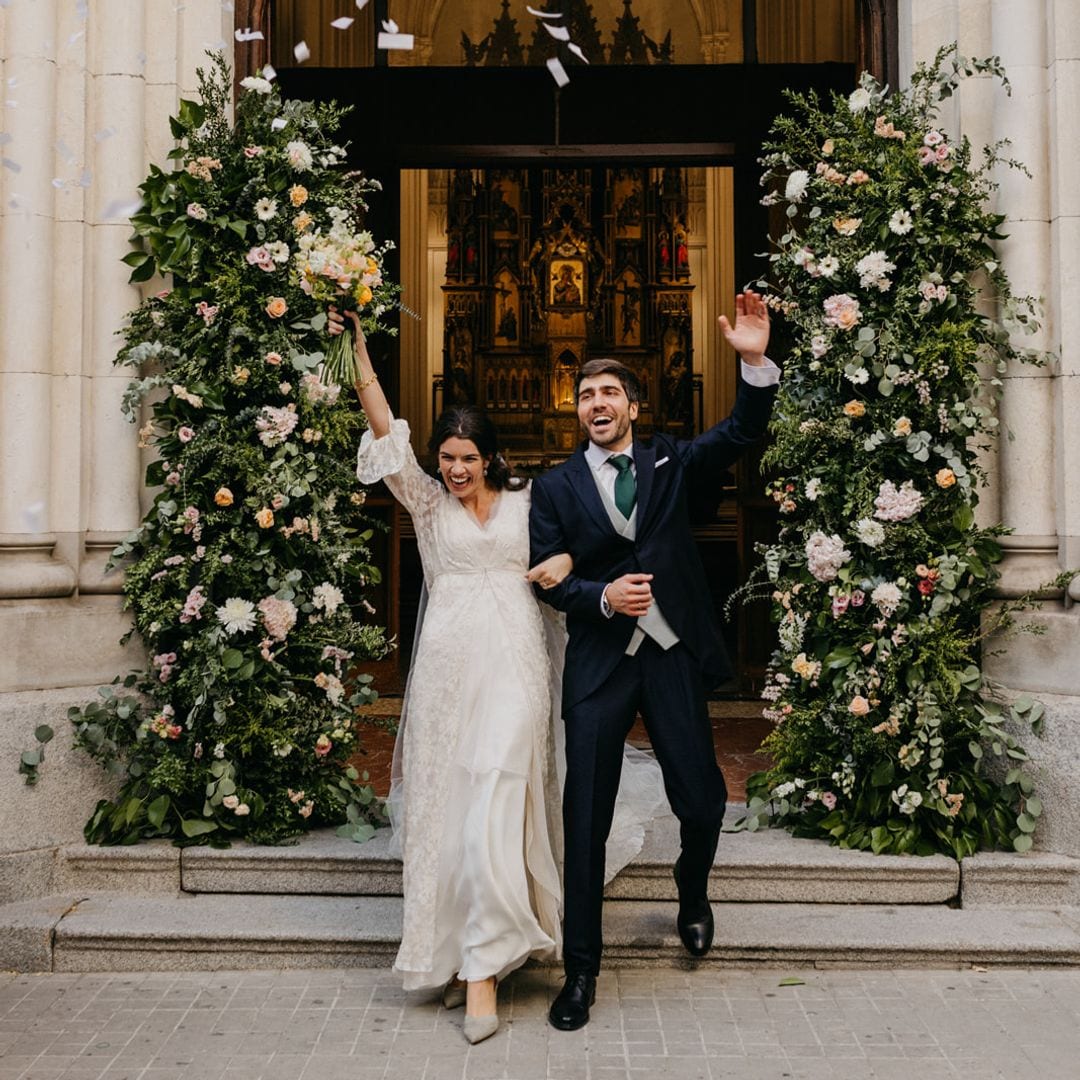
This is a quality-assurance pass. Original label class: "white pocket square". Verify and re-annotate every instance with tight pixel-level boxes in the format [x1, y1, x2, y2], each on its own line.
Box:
[655, 456, 670, 468]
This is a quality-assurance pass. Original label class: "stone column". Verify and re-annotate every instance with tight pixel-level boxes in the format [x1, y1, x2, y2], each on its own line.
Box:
[990, 0, 1061, 598]
[1049, 0, 1080, 601]
[78, 0, 147, 593]
[0, 0, 76, 599]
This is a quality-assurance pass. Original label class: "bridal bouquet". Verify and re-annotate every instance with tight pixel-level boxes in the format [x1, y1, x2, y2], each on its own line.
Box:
[293, 208, 398, 386]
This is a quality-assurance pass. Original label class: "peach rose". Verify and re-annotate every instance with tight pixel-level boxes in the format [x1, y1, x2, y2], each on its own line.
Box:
[264, 351, 283, 366]
[849, 695, 871, 717]
[214, 487, 234, 507]
[935, 468, 956, 488]
[843, 400, 866, 418]
[893, 416, 912, 437]
[265, 296, 288, 319]
[255, 507, 274, 529]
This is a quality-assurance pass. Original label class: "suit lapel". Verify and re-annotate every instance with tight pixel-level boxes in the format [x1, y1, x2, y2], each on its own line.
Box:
[567, 444, 617, 537]
[633, 439, 656, 533]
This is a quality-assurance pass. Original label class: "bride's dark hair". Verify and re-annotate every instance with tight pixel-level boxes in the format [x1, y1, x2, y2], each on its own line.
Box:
[427, 405, 524, 491]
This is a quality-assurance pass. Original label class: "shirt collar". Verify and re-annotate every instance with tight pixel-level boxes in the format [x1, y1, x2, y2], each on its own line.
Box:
[585, 441, 635, 472]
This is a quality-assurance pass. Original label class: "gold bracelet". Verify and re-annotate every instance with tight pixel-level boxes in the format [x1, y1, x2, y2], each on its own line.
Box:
[356, 370, 379, 392]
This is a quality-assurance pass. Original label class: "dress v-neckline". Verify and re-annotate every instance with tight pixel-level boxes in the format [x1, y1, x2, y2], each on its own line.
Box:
[457, 490, 502, 531]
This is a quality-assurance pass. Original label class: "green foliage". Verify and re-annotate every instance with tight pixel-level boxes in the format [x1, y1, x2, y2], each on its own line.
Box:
[18, 724, 55, 786]
[71, 55, 395, 846]
[735, 45, 1052, 858]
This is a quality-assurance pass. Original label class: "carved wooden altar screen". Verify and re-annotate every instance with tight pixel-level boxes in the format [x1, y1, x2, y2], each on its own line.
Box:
[439, 166, 697, 459]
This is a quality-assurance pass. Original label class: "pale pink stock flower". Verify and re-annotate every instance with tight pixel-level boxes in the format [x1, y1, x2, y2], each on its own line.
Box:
[258, 595, 298, 641]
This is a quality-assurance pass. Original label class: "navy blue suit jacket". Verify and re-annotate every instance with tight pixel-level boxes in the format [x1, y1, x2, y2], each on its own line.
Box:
[529, 379, 777, 711]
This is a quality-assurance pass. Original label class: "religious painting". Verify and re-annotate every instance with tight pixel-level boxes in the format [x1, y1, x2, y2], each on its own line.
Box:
[448, 326, 475, 406]
[552, 348, 579, 411]
[493, 268, 519, 344]
[614, 267, 642, 346]
[550, 259, 584, 307]
[612, 169, 643, 239]
[489, 173, 520, 237]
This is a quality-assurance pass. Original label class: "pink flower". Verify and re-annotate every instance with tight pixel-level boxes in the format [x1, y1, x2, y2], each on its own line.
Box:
[243, 145, 264, 157]
[178, 426, 195, 443]
[165, 471, 181, 487]
[258, 595, 297, 641]
[264, 351, 283, 366]
[314, 734, 332, 757]
[849, 695, 871, 717]
[821, 791, 837, 810]
[298, 801, 314, 818]
[194, 301, 218, 325]
[179, 585, 207, 624]
[822, 293, 861, 331]
[850, 589, 866, 607]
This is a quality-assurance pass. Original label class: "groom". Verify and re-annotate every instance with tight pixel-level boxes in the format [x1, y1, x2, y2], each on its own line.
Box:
[529, 290, 778, 1030]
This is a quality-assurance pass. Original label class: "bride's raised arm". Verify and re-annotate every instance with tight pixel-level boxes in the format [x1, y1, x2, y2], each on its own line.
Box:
[328, 306, 391, 439]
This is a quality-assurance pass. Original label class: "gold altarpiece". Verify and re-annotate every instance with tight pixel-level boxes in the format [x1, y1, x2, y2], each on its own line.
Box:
[438, 166, 699, 459]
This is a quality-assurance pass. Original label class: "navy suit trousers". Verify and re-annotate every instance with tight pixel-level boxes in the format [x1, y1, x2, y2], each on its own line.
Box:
[560, 637, 726, 976]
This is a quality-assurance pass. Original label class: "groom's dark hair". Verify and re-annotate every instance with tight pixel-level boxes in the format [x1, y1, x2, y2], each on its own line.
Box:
[575, 358, 641, 405]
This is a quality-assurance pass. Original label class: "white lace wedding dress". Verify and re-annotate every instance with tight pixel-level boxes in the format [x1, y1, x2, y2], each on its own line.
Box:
[357, 417, 664, 992]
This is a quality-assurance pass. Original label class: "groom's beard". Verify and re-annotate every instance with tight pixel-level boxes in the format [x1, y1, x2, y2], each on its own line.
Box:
[583, 410, 632, 449]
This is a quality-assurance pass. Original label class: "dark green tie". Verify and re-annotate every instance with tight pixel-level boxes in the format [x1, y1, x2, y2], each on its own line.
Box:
[609, 454, 636, 519]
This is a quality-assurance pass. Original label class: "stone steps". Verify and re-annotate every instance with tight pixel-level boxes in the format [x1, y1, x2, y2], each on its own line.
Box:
[9, 893, 1080, 973]
[3, 816, 1077, 972]
[55, 815, 1080, 907]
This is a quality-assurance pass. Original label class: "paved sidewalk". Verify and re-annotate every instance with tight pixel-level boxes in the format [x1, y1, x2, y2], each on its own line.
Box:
[2, 966, 1079, 1080]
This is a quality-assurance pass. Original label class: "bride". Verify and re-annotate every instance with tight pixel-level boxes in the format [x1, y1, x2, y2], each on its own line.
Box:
[332, 309, 663, 1045]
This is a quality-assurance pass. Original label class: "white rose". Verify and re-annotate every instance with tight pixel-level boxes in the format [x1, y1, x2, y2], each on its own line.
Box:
[849, 87, 872, 113]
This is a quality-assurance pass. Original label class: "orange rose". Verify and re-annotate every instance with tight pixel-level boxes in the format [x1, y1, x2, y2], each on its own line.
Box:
[255, 507, 274, 528]
[843, 400, 866, 418]
[214, 487, 234, 507]
[289, 184, 308, 207]
[355, 284, 373, 307]
[935, 468, 956, 488]
[265, 296, 288, 319]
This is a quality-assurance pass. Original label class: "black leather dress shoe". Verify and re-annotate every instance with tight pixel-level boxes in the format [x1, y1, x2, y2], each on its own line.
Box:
[673, 859, 715, 957]
[549, 971, 596, 1031]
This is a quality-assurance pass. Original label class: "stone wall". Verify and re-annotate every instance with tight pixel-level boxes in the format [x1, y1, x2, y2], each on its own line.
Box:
[0, 0, 234, 899]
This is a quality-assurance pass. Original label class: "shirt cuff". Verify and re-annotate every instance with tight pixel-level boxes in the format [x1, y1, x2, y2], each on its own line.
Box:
[601, 585, 614, 618]
[740, 357, 781, 387]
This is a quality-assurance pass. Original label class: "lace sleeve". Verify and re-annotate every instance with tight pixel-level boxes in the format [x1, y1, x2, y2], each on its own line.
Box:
[356, 415, 442, 518]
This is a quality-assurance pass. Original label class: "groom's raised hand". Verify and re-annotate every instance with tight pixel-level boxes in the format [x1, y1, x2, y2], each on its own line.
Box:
[718, 289, 770, 366]
[604, 573, 654, 617]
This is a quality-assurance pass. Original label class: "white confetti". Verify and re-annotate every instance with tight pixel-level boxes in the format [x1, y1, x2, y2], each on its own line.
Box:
[67, 30, 85, 45]
[235, 28, 265, 42]
[136, 51, 147, 67]
[2, 157, 22, 173]
[355, 0, 369, 8]
[0, 132, 12, 146]
[262, 64, 277, 81]
[101, 196, 143, 220]
[567, 42, 589, 63]
[378, 32, 414, 50]
[52, 177, 66, 188]
[293, 40, 310, 62]
[78, 168, 92, 188]
[271, 117, 287, 130]
[55, 138, 76, 163]
[545, 56, 570, 87]
[543, 23, 570, 41]
[9, 194, 23, 208]
[7, 77, 17, 87]
[75, 0, 89, 20]
[205, 38, 228, 52]
[382, 18, 398, 32]
[527, 5, 563, 17]
[221, 1, 235, 11]
[331, 16, 354, 29]
[5, 100, 17, 109]
[94, 127, 117, 142]
[22, 502, 47, 534]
